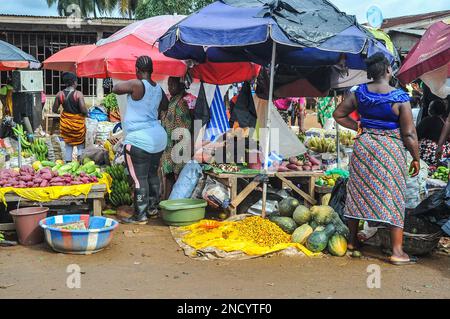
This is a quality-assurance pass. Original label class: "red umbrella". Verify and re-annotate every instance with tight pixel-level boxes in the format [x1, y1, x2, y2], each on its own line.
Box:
[397, 21, 450, 84]
[77, 15, 258, 84]
[0, 61, 29, 71]
[42, 45, 96, 73]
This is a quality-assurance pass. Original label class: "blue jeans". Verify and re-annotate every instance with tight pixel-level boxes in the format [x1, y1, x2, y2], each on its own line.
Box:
[65, 143, 84, 162]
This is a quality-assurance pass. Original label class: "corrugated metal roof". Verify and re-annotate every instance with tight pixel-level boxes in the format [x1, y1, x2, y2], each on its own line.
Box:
[0, 13, 135, 21]
[381, 10, 450, 29]
[388, 28, 426, 36]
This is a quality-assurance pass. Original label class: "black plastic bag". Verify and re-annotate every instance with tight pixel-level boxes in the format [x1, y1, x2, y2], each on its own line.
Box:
[329, 177, 348, 219]
[412, 181, 450, 230]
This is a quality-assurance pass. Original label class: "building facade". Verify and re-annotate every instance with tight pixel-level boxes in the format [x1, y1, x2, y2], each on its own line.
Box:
[0, 14, 134, 97]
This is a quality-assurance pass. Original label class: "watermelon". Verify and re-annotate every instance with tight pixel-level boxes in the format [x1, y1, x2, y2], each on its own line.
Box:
[306, 224, 336, 252]
[278, 197, 299, 217]
[270, 216, 297, 234]
[293, 205, 311, 225]
[328, 234, 348, 257]
[292, 224, 313, 245]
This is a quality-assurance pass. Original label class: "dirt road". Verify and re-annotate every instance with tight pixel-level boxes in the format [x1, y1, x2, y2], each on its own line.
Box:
[0, 219, 449, 299]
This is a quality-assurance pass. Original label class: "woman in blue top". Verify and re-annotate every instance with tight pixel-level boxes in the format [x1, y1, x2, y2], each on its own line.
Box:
[113, 56, 168, 224]
[334, 53, 420, 265]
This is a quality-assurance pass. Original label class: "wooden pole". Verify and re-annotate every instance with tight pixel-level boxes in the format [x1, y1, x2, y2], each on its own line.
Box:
[261, 41, 277, 218]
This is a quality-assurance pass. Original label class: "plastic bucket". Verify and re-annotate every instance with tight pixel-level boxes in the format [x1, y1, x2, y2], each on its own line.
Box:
[9, 207, 49, 245]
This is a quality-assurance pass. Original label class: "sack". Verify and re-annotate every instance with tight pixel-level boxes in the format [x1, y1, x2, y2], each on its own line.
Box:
[81, 145, 110, 166]
[88, 106, 108, 122]
[329, 177, 348, 219]
[169, 160, 203, 200]
[85, 118, 98, 148]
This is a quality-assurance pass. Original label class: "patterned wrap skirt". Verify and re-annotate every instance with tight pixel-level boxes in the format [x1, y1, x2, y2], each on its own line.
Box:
[345, 128, 407, 228]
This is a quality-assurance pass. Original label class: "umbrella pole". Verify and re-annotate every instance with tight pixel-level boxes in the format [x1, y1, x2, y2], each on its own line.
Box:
[334, 90, 341, 169]
[261, 41, 277, 219]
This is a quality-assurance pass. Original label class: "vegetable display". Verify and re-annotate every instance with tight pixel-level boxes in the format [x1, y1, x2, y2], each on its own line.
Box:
[278, 154, 321, 172]
[431, 166, 449, 181]
[0, 164, 99, 188]
[105, 164, 133, 207]
[268, 200, 349, 255]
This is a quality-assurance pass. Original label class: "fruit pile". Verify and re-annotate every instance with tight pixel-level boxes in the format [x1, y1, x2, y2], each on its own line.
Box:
[30, 138, 48, 161]
[105, 164, 133, 207]
[431, 166, 449, 182]
[307, 137, 336, 153]
[339, 131, 356, 147]
[315, 174, 342, 187]
[269, 197, 349, 256]
[12, 124, 49, 161]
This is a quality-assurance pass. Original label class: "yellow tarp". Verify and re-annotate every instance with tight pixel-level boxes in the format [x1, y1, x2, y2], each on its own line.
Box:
[365, 27, 396, 55]
[181, 219, 321, 257]
[0, 173, 112, 205]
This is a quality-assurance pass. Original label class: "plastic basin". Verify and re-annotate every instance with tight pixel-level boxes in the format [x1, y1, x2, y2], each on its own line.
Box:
[9, 207, 49, 246]
[159, 199, 207, 226]
[39, 214, 118, 254]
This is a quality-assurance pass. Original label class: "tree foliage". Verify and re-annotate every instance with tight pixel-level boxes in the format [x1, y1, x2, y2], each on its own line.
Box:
[135, 0, 214, 19]
[45, 0, 140, 18]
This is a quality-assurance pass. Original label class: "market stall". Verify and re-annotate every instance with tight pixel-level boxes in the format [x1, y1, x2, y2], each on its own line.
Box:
[158, 0, 395, 217]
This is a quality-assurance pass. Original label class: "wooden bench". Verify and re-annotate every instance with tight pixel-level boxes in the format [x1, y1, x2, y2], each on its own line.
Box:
[204, 170, 323, 216]
[0, 184, 107, 231]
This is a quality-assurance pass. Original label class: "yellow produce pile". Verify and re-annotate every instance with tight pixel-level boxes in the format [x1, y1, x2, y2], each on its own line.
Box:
[180, 217, 320, 257]
[339, 131, 356, 147]
[235, 216, 291, 247]
[307, 137, 336, 153]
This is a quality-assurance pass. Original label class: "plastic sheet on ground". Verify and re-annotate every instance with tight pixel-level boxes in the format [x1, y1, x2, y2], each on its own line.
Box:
[0, 173, 112, 205]
[170, 214, 321, 260]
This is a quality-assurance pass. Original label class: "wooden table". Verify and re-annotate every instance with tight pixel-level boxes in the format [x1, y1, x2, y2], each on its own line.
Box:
[205, 170, 324, 216]
[44, 113, 60, 134]
[0, 184, 106, 231]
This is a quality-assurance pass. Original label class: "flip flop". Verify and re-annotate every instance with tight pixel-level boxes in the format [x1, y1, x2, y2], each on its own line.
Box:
[389, 256, 418, 266]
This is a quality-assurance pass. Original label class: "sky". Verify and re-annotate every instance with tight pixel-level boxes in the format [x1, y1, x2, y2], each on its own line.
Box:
[0, 0, 449, 23]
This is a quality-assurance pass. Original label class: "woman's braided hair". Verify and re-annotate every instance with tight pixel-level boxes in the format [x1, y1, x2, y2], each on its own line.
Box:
[365, 52, 390, 80]
[136, 55, 153, 74]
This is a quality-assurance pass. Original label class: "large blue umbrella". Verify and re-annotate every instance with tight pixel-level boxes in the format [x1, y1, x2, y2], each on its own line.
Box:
[159, 0, 394, 69]
[158, 0, 395, 215]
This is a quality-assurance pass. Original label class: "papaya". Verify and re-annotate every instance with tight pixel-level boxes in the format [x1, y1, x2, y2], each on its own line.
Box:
[292, 224, 313, 245]
[328, 234, 348, 257]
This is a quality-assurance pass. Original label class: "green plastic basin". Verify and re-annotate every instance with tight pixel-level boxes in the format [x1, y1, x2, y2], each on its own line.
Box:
[159, 199, 207, 226]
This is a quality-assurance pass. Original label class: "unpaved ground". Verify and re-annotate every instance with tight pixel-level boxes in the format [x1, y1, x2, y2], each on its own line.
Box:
[0, 219, 449, 299]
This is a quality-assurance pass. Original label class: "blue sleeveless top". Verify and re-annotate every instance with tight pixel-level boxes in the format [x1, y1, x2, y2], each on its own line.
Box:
[355, 84, 410, 130]
[123, 80, 167, 154]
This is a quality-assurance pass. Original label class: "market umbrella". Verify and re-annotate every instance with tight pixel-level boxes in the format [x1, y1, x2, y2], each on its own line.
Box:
[77, 15, 258, 84]
[42, 45, 96, 73]
[397, 21, 450, 98]
[158, 0, 394, 216]
[0, 40, 40, 71]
